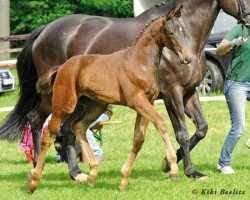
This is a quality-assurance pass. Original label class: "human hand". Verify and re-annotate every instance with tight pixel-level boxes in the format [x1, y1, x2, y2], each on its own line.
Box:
[231, 37, 248, 46]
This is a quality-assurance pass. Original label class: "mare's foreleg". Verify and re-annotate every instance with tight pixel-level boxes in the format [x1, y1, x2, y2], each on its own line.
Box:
[181, 92, 208, 160]
[161, 90, 207, 179]
[119, 114, 149, 191]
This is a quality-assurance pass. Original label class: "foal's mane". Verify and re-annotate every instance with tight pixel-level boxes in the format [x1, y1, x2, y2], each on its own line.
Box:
[135, 16, 164, 42]
[155, 0, 171, 8]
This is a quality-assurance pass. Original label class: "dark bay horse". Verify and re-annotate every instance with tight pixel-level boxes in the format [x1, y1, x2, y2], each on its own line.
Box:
[1, 0, 250, 181]
[28, 8, 191, 192]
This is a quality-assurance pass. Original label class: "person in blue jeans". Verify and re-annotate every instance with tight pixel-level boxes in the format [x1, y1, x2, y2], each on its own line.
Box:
[86, 105, 113, 160]
[216, 23, 250, 174]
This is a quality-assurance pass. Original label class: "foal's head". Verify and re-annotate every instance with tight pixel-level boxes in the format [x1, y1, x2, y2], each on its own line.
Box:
[162, 6, 192, 64]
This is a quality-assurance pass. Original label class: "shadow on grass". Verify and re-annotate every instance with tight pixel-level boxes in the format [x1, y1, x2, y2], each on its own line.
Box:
[0, 167, 176, 192]
[0, 155, 59, 165]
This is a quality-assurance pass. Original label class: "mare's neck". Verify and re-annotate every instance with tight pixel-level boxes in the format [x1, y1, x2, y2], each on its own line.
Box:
[134, 0, 220, 55]
[134, 1, 176, 25]
[183, 0, 220, 54]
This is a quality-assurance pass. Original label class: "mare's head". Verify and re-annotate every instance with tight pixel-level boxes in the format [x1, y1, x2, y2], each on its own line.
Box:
[220, 0, 250, 27]
[161, 6, 192, 64]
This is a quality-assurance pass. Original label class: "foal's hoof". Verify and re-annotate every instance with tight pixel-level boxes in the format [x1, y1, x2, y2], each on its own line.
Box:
[170, 173, 179, 182]
[27, 171, 38, 193]
[75, 173, 88, 183]
[118, 184, 128, 191]
[87, 177, 95, 187]
[161, 157, 170, 173]
[119, 179, 128, 191]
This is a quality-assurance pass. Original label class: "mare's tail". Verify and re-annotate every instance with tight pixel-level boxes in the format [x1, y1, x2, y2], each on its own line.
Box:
[0, 25, 47, 141]
[36, 66, 59, 94]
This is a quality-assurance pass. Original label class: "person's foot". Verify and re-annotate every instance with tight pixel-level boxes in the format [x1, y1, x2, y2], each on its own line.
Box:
[217, 164, 235, 174]
[246, 139, 250, 149]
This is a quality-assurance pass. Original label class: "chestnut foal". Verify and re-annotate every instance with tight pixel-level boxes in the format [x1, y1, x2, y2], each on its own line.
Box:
[28, 7, 192, 192]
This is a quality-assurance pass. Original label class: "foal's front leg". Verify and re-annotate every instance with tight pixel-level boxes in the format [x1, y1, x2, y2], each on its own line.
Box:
[126, 94, 178, 184]
[119, 114, 149, 190]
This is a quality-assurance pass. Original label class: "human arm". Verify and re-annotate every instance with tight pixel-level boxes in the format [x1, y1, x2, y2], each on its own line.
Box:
[216, 39, 234, 55]
[216, 37, 248, 55]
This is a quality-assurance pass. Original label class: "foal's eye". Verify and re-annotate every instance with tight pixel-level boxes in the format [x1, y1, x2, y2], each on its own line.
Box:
[169, 32, 174, 36]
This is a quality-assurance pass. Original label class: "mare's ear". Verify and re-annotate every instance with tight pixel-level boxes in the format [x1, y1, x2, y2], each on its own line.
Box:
[166, 7, 176, 20]
[174, 5, 183, 18]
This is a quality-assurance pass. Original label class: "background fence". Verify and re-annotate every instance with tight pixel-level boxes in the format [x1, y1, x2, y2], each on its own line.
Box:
[0, 34, 30, 69]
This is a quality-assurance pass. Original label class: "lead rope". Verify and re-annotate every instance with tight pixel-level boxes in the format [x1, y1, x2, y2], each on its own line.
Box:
[224, 25, 246, 94]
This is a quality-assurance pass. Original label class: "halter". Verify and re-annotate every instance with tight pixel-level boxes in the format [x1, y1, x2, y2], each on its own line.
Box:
[237, 0, 250, 25]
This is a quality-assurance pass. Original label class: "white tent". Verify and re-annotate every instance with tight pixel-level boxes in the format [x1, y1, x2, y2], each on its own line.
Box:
[133, 0, 162, 16]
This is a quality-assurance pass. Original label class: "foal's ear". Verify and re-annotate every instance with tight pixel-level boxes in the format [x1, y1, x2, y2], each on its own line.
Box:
[166, 7, 176, 20]
[174, 5, 183, 18]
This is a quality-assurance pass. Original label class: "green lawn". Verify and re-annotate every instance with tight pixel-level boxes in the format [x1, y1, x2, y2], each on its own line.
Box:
[0, 70, 249, 199]
[0, 101, 249, 200]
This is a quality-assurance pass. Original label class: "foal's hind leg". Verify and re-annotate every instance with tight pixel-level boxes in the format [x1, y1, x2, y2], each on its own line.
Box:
[119, 114, 149, 190]
[71, 103, 106, 187]
[28, 116, 63, 193]
[27, 96, 52, 166]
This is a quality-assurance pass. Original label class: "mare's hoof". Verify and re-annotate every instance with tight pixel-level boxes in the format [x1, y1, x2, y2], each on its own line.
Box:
[170, 173, 179, 182]
[187, 171, 209, 180]
[27, 171, 37, 193]
[87, 177, 95, 187]
[75, 173, 88, 183]
[198, 176, 209, 180]
[161, 157, 170, 173]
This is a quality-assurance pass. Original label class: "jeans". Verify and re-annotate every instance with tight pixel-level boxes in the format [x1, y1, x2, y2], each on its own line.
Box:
[86, 113, 110, 157]
[219, 79, 250, 166]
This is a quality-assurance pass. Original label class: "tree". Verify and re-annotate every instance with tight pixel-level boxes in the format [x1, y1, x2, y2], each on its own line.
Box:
[0, 0, 10, 60]
[10, 0, 133, 35]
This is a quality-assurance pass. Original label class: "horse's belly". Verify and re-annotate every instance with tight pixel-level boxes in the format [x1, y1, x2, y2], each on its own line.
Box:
[79, 78, 122, 105]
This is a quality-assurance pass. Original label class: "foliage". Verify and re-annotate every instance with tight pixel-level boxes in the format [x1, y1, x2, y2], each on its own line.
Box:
[10, 0, 133, 35]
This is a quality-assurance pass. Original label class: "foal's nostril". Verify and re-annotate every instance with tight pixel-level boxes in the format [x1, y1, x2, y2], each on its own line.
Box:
[184, 57, 192, 64]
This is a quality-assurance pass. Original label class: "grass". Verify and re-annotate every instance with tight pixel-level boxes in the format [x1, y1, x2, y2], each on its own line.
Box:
[0, 70, 249, 200]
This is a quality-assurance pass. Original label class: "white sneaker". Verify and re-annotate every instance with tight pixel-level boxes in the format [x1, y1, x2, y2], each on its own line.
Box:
[217, 164, 235, 174]
[246, 139, 250, 149]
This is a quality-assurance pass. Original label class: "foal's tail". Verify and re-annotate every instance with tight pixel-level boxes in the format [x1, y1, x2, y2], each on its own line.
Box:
[36, 66, 59, 94]
[0, 25, 47, 141]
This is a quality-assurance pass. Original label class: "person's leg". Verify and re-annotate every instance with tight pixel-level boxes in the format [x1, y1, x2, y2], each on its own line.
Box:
[86, 129, 104, 158]
[219, 80, 247, 170]
[245, 85, 250, 149]
[85, 113, 109, 159]
[246, 139, 250, 149]
[89, 114, 110, 129]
